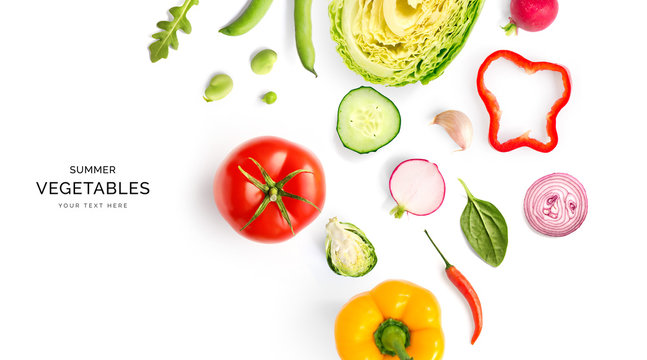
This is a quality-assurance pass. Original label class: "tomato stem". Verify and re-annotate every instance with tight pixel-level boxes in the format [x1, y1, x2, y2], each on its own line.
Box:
[269, 187, 278, 201]
[238, 157, 320, 233]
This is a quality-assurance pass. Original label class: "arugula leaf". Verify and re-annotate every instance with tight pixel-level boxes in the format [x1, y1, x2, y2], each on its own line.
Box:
[458, 179, 508, 267]
[149, 0, 199, 63]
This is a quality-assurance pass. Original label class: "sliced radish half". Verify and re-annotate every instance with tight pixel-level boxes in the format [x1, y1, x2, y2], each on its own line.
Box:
[389, 159, 446, 218]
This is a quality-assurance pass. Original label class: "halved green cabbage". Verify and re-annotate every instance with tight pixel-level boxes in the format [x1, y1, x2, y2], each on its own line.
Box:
[329, 0, 484, 86]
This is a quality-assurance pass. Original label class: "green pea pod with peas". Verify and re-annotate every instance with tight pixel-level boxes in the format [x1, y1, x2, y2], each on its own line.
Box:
[216, 0, 317, 76]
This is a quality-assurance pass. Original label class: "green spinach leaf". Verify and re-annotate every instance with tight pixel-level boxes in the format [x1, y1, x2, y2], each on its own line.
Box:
[459, 179, 508, 267]
[149, 0, 199, 63]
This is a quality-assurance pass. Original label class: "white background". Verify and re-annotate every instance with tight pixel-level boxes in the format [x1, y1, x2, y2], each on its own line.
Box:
[1, 1, 646, 359]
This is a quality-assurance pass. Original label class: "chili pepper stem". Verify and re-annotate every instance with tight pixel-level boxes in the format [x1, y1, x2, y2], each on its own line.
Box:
[424, 230, 452, 269]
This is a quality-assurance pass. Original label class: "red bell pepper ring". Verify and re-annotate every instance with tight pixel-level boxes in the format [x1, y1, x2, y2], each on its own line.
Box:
[476, 50, 572, 153]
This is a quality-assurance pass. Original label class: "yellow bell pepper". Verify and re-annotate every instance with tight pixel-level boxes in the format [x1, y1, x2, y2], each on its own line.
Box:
[335, 280, 444, 360]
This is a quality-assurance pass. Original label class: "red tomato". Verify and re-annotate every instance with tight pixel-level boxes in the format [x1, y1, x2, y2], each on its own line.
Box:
[214, 136, 326, 243]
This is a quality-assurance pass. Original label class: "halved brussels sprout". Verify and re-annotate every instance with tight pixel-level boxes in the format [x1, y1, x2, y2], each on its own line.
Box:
[325, 217, 377, 277]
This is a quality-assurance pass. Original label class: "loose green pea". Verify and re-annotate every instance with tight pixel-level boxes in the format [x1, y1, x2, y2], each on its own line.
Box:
[262, 91, 277, 104]
[251, 49, 277, 75]
[204, 74, 233, 102]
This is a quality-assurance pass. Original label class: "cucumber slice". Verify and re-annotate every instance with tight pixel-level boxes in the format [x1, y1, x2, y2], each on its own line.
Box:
[337, 86, 401, 154]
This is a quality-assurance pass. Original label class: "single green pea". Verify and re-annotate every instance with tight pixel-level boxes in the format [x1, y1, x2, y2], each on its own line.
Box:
[204, 74, 233, 102]
[262, 91, 277, 104]
[251, 49, 277, 75]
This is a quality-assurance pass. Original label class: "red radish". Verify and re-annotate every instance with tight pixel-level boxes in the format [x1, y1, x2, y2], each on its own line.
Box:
[389, 159, 445, 219]
[502, 0, 559, 35]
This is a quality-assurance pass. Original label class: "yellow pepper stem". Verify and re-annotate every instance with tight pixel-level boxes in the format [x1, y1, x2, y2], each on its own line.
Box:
[374, 319, 413, 360]
[381, 327, 413, 360]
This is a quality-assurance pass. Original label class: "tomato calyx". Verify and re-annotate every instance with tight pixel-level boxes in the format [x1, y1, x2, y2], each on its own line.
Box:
[238, 157, 321, 234]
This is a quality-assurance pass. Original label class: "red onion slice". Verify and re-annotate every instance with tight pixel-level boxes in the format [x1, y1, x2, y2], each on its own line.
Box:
[524, 173, 588, 237]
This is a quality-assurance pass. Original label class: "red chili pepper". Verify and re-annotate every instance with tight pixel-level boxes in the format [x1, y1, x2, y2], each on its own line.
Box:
[476, 49, 572, 153]
[424, 230, 483, 345]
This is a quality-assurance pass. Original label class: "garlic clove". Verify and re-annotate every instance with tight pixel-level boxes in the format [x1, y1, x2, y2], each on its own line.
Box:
[431, 110, 473, 151]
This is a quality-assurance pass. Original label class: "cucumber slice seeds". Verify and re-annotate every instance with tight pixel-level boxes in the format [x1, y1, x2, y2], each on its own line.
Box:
[337, 87, 401, 154]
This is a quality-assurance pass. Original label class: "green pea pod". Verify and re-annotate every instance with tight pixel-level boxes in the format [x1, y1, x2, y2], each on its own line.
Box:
[458, 178, 508, 267]
[220, 0, 274, 36]
[295, 0, 317, 76]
